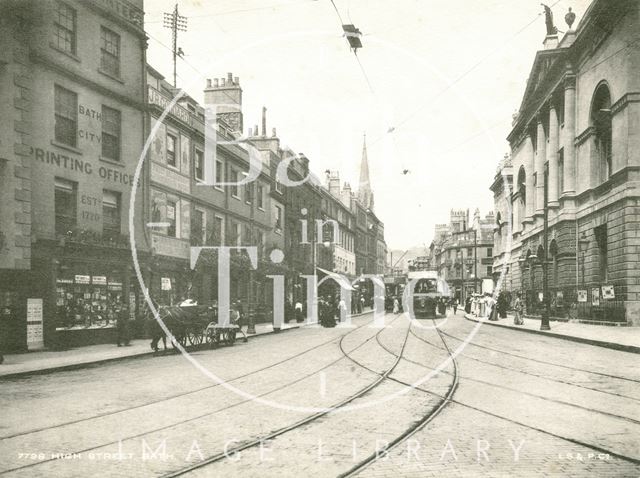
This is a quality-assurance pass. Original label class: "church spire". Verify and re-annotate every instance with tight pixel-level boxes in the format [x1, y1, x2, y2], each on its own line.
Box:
[358, 133, 374, 211]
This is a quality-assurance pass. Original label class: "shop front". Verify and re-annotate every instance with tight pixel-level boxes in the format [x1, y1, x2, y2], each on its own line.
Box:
[32, 239, 147, 349]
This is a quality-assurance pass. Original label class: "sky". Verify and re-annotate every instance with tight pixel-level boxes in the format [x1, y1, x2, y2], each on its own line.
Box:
[143, 0, 593, 250]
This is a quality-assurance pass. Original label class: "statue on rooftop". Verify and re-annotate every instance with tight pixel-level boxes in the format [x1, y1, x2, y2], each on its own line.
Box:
[541, 3, 558, 35]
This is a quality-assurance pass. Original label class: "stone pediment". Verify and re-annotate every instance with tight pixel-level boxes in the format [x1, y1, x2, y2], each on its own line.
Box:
[517, 49, 564, 119]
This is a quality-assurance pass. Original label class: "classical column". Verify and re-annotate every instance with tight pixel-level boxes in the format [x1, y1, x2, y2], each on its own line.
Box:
[562, 75, 577, 195]
[548, 103, 559, 207]
[535, 114, 546, 217]
[524, 133, 535, 222]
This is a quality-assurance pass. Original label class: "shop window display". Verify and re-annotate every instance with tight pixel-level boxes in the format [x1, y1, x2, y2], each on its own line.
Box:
[55, 273, 124, 330]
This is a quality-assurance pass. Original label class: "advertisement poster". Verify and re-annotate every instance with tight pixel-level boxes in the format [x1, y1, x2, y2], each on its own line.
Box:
[161, 277, 172, 291]
[26, 298, 44, 351]
[577, 290, 587, 303]
[591, 288, 600, 306]
[602, 285, 615, 300]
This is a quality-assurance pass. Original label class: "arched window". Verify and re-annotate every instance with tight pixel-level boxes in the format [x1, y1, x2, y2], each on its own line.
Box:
[591, 83, 612, 182]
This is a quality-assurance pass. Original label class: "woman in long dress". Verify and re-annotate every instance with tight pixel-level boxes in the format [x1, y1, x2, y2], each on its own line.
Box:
[393, 297, 400, 314]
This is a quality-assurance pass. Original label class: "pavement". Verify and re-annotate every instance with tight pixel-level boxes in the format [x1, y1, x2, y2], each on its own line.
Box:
[0, 320, 305, 379]
[465, 312, 640, 354]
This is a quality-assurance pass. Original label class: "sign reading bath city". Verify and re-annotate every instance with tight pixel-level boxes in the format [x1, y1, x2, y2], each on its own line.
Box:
[26, 298, 44, 351]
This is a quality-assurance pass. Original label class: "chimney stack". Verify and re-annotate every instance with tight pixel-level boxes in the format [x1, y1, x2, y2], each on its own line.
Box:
[227, 72, 233, 84]
[234, 76, 240, 85]
[254, 124, 258, 137]
[220, 78, 226, 87]
[206, 79, 212, 88]
[213, 78, 219, 87]
[204, 72, 244, 134]
[262, 107, 267, 137]
[272, 127, 277, 138]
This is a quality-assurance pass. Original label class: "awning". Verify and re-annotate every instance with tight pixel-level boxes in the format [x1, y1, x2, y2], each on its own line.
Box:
[316, 267, 356, 291]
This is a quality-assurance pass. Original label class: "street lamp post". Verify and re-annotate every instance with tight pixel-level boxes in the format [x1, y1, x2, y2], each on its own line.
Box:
[541, 164, 551, 331]
[578, 232, 589, 319]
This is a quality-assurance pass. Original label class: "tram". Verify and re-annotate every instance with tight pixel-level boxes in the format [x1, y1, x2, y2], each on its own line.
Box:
[384, 275, 407, 312]
[405, 270, 449, 319]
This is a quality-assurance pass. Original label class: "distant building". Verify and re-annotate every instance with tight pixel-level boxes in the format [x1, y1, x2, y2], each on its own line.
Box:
[430, 209, 495, 302]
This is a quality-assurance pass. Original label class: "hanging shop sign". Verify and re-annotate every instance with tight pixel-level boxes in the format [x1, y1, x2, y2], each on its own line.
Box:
[601, 285, 615, 300]
[26, 298, 44, 351]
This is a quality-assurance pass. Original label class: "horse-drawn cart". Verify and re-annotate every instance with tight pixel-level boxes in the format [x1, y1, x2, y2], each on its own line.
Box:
[147, 302, 240, 352]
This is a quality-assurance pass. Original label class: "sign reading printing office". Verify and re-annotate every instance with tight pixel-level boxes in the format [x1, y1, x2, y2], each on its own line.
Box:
[31, 147, 138, 186]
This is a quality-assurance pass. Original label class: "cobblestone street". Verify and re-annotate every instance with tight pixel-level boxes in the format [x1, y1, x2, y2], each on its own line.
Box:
[0, 311, 638, 477]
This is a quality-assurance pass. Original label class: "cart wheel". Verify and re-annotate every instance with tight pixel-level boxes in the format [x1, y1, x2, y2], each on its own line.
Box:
[227, 329, 237, 345]
[188, 329, 203, 346]
[206, 329, 216, 349]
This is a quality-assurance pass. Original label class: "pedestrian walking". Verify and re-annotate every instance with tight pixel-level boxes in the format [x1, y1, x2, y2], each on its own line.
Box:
[452, 298, 458, 315]
[295, 300, 303, 323]
[393, 297, 400, 314]
[116, 304, 131, 346]
[338, 297, 347, 322]
[231, 301, 248, 342]
[513, 293, 524, 325]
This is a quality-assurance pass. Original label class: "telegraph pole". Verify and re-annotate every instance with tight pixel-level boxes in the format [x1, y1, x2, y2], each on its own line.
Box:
[163, 4, 187, 88]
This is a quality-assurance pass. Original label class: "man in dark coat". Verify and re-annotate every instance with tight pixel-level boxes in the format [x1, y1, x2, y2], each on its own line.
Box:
[116, 304, 131, 346]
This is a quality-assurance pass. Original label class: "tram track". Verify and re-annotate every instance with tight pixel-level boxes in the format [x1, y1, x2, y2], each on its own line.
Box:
[399, 322, 640, 467]
[336, 318, 459, 477]
[0, 315, 378, 441]
[158, 316, 411, 478]
[350, 319, 640, 469]
[410, 324, 640, 402]
[439, 327, 640, 383]
[0, 314, 400, 476]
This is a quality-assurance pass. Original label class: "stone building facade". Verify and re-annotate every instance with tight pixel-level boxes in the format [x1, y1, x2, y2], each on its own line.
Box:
[497, 0, 640, 324]
[0, 0, 147, 351]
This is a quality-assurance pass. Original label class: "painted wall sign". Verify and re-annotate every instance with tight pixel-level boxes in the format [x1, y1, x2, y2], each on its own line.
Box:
[31, 147, 139, 186]
[92, 276, 107, 285]
[26, 298, 44, 351]
[95, 0, 144, 27]
[577, 290, 587, 302]
[75, 275, 91, 284]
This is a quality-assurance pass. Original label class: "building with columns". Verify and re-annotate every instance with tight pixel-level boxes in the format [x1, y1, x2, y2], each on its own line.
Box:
[497, 0, 640, 324]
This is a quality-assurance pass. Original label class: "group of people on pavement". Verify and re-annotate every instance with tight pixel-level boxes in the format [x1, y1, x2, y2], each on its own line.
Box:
[465, 292, 525, 326]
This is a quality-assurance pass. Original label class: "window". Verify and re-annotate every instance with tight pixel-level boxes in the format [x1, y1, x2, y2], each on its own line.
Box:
[166, 134, 177, 167]
[166, 201, 177, 237]
[101, 106, 121, 161]
[595, 224, 608, 282]
[487, 248, 493, 257]
[191, 209, 205, 246]
[54, 85, 77, 147]
[558, 149, 564, 196]
[230, 169, 239, 198]
[55, 178, 77, 235]
[275, 179, 283, 194]
[214, 216, 224, 245]
[100, 27, 120, 77]
[467, 248, 472, 256]
[194, 150, 204, 181]
[486, 266, 492, 277]
[235, 223, 241, 246]
[53, 1, 76, 55]
[591, 84, 613, 183]
[102, 190, 121, 236]
[257, 183, 264, 209]
[215, 160, 223, 186]
[244, 182, 253, 204]
[275, 205, 283, 233]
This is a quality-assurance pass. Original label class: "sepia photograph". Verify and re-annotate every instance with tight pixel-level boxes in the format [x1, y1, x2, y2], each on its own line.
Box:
[0, 0, 639, 476]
